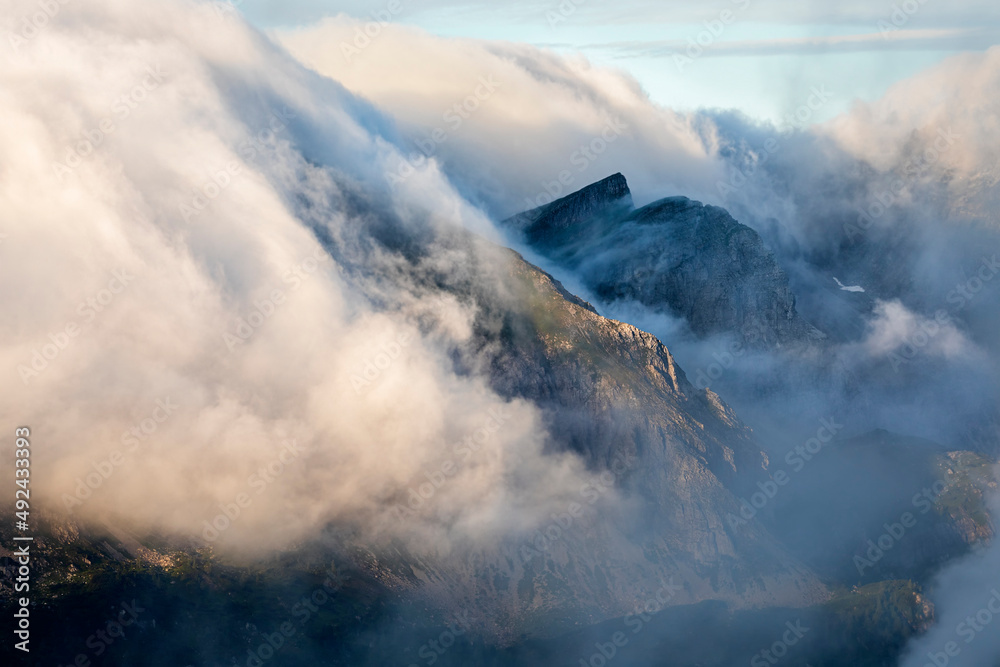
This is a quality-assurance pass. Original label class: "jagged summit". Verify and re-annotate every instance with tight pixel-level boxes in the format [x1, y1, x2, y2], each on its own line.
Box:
[628, 195, 699, 221]
[504, 172, 634, 250]
[502, 174, 824, 347]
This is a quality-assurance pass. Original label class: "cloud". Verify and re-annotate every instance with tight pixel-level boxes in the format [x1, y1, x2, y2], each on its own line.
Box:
[0, 0, 598, 558]
[3, 2, 999, 656]
[861, 300, 973, 360]
[280, 18, 1000, 463]
[824, 45, 1000, 221]
[899, 481, 1000, 667]
[278, 17, 727, 218]
[587, 28, 999, 59]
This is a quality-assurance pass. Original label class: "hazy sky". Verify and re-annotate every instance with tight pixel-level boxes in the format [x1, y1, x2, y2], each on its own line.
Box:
[238, 0, 1000, 123]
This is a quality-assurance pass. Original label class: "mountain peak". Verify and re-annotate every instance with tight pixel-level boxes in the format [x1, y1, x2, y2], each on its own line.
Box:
[588, 172, 631, 201]
[502, 174, 825, 347]
[502, 173, 634, 250]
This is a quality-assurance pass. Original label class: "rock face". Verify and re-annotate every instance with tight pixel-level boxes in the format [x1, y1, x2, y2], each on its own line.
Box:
[373, 239, 828, 639]
[255, 169, 827, 638]
[20, 181, 832, 649]
[503, 173, 823, 347]
[506, 173, 634, 252]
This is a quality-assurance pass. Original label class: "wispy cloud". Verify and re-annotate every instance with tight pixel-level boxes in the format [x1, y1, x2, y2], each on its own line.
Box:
[240, 0, 1000, 30]
[584, 27, 997, 59]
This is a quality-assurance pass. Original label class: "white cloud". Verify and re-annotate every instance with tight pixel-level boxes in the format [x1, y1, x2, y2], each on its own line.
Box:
[0, 0, 595, 557]
[278, 17, 732, 217]
[899, 481, 1000, 667]
[588, 28, 998, 59]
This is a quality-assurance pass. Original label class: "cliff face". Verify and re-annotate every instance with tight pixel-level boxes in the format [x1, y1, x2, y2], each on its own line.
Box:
[505, 172, 634, 252]
[502, 174, 824, 347]
[382, 242, 828, 640]
[8, 235, 830, 645]
[13, 177, 834, 645]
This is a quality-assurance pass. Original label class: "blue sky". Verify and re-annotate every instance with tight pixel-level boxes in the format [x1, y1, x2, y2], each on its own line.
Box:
[239, 0, 999, 124]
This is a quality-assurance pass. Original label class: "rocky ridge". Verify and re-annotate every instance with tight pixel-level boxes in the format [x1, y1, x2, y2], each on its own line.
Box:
[503, 173, 824, 347]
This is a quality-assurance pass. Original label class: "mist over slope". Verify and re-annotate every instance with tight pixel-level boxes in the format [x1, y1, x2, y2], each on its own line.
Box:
[0, 1, 998, 665]
[283, 21, 1000, 453]
[0, 0, 835, 643]
[502, 172, 823, 347]
[0, 0, 601, 557]
[281, 19, 1000, 665]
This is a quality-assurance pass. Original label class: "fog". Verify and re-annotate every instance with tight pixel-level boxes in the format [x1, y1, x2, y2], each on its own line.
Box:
[281, 17, 1000, 664]
[0, 0, 600, 561]
[2, 1, 998, 664]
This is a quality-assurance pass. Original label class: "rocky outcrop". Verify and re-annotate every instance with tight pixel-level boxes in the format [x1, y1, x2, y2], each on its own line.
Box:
[503, 174, 824, 347]
[286, 172, 828, 633]
[380, 241, 829, 639]
[505, 172, 633, 252]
